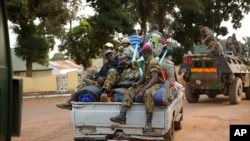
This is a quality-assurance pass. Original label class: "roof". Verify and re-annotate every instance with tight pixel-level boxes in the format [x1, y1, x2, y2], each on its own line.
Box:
[11, 49, 52, 72]
[49, 60, 82, 70]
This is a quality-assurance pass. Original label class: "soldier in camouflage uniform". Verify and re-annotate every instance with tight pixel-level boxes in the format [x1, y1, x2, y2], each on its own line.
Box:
[206, 37, 223, 56]
[199, 25, 216, 46]
[56, 49, 122, 109]
[110, 43, 164, 132]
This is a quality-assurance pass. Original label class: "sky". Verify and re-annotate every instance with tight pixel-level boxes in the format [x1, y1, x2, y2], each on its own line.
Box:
[8, 8, 250, 58]
[220, 14, 250, 42]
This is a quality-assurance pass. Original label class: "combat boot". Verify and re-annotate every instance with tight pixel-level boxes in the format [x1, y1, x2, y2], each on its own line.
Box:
[56, 92, 78, 110]
[56, 101, 72, 110]
[110, 106, 127, 124]
[144, 112, 153, 132]
[100, 93, 108, 102]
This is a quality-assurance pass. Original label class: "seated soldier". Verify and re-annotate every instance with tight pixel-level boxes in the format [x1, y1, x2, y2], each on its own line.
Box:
[56, 49, 122, 110]
[119, 38, 138, 59]
[110, 44, 165, 132]
[206, 37, 223, 56]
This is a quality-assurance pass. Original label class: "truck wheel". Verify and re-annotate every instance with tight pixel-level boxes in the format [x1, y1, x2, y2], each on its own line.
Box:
[164, 119, 174, 141]
[185, 83, 199, 103]
[174, 107, 183, 130]
[228, 77, 243, 104]
[244, 87, 250, 100]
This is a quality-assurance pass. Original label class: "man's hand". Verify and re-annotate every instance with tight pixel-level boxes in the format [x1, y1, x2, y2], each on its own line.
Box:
[132, 82, 138, 88]
[137, 91, 145, 99]
[119, 59, 130, 67]
[98, 77, 105, 84]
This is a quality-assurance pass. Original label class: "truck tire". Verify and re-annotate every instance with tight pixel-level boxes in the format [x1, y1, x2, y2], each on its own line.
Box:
[244, 87, 250, 100]
[228, 77, 243, 104]
[174, 107, 183, 130]
[164, 119, 174, 141]
[185, 83, 199, 103]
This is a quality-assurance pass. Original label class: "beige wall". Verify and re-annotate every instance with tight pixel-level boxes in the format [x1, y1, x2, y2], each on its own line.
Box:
[67, 71, 78, 92]
[13, 75, 57, 94]
[16, 70, 52, 77]
[13, 71, 79, 95]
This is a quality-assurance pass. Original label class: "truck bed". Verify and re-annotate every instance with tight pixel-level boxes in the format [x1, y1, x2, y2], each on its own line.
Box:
[71, 88, 184, 140]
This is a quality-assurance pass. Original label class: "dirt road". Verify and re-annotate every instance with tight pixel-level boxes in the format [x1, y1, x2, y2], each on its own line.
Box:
[12, 94, 250, 141]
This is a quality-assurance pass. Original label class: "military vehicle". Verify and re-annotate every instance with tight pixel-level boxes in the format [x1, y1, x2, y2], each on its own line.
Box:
[179, 47, 250, 104]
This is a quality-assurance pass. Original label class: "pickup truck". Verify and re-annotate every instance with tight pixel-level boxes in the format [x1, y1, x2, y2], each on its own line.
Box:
[71, 85, 184, 141]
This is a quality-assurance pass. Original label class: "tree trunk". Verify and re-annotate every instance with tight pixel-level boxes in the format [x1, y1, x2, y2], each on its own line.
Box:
[26, 58, 33, 77]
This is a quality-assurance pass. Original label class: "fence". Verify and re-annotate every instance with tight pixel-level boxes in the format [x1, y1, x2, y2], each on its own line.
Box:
[14, 71, 82, 96]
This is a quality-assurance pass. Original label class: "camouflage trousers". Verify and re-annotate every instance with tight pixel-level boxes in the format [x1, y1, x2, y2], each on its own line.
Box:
[122, 82, 162, 112]
[77, 68, 120, 92]
[71, 69, 120, 101]
[102, 68, 120, 91]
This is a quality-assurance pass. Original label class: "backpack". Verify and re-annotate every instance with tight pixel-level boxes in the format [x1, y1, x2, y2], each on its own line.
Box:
[149, 33, 161, 49]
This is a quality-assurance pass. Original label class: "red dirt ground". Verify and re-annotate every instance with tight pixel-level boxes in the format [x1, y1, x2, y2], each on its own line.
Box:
[11, 94, 250, 141]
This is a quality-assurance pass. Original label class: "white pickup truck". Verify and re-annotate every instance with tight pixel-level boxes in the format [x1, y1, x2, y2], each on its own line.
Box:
[71, 86, 184, 141]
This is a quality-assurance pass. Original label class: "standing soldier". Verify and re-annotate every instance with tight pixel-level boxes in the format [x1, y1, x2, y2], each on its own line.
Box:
[109, 43, 164, 132]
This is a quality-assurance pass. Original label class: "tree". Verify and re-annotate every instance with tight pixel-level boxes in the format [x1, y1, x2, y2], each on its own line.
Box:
[6, 0, 75, 77]
[58, 20, 96, 69]
[51, 53, 67, 61]
[86, 0, 139, 46]
[170, 0, 250, 52]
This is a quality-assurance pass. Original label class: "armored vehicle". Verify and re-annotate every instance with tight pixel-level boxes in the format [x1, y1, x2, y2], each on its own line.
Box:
[179, 52, 250, 104]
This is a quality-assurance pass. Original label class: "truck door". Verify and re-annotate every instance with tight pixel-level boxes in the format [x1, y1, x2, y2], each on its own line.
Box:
[0, 1, 22, 141]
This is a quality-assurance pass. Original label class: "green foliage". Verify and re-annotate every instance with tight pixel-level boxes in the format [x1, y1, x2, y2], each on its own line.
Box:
[6, 0, 74, 76]
[58, 20, 97, 69]
[51, 53, 67, 61]
[171, 0, 250, 52]
[172, 47, 185, 65]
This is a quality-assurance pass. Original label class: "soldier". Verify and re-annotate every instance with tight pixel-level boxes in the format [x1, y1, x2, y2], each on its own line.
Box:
[226, 36, 237, 54]
[109, 43, 164, 132]
[102, 42, 114, 63]
[206, 37, 223, 56]
[231, 33, 238, 48]
[119, 38, 138, 59]
[199, 25, 215, 46]
[56, 49, 121, 109]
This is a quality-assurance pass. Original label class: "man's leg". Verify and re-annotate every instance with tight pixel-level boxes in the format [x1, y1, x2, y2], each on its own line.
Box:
[56, 78, 97, 110]
[101, 69, 120, 102]
[143, 83, 161, 131]
[110, 84, 144, 124]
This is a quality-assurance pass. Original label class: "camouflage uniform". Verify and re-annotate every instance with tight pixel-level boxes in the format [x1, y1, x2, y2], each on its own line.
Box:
[206, 40, 223, 56]
[200, 26, 214, 46]
[102, 68, 120, 91]
[77, 68, 120, 92]
[122, 56, 164, 112]
[226, 36, 237, 54]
